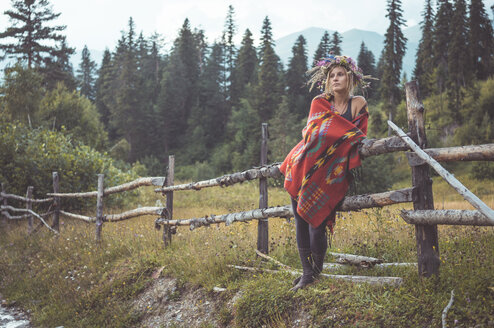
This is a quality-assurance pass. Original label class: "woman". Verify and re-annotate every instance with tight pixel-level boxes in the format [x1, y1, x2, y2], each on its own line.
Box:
[279, 55, 372, 291]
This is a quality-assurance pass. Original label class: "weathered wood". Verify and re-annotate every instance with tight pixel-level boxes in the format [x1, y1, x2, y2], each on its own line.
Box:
[404, 81, 440, 277]
[228, 265, 403, 286]
[163, 155, 175, 246]
[26, 186, 34, 234]
[406, 144, 494, 166]
[338, 187, 413, 210]
[323, 262, 417, 270]
[47, 177, 166, 198]
[257, 123, 269, 254]
[105, 207, 166, 222]
[95, 174, 104, 242]
[155, 188, 414, 229]
[0, 192, 53, 203]
[2, 209, 54, 221]
[255, 249, 292, 270]
[52, 172, 60, 231]
[359, 136, 409, 158]
[1, 205, 58, 234]
[155, 206, 292, 229]
[442, 290, 455, 328]
[390, 121, 494, 223]
[1, 183, 7, 226]
[329, 252, 384, 267]
[60, 210, 95, 223]
[401, 209, 494, 226]
[154, 163, 283, 193]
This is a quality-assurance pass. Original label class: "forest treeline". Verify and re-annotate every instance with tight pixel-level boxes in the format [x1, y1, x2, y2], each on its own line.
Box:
[0, 0, 493, 198]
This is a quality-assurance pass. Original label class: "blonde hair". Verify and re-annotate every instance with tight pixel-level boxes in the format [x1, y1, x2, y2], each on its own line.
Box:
[324, 65, 355, 96]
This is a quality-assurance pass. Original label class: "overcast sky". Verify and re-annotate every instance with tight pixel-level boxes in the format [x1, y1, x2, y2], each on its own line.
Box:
[1, 0, 493, 52]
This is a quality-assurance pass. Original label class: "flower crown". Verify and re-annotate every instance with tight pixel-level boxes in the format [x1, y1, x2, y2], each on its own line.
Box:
[307, 54, 375, 92]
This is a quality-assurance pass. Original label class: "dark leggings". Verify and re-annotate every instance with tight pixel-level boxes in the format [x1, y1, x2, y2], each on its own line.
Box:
[291, 199, 328, 256]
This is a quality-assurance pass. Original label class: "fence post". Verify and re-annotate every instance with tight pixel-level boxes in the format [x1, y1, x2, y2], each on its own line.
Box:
[163, 155, 175, 246]
[257, 123, 269, 254]
[1, 183, 7, 226]
[95, 174, 104, 242]
[52, 172, 60, 232]
[26, 186, 33, 234]
[405, 81, 440, 277]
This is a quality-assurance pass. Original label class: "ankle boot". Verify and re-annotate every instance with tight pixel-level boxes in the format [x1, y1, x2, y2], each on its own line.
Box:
[291, 248, 314, 291]
[311, 252, 325, 278]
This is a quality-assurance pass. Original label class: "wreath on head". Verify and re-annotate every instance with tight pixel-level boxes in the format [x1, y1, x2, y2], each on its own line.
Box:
[307, 54, 376, 92]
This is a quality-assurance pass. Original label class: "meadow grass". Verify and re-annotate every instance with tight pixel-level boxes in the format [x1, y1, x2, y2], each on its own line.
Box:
[0, 177, 493, 327]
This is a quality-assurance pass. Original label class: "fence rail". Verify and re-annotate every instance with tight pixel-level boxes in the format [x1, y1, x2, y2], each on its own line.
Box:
[1, 80, 493, 279]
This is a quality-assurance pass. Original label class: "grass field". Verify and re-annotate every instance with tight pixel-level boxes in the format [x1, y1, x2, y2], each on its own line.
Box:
[0, 174, 493, 327]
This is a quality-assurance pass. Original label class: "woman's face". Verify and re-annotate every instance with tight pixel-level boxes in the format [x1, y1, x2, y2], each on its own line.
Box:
[328, 66, 348, 94]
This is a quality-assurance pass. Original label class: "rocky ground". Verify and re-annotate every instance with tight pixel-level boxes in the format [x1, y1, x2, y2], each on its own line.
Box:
[132, 272, 312, 328]
[0, 296, 30, 328]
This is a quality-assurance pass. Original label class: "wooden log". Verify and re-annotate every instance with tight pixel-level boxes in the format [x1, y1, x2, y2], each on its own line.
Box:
[0, 192, 53, 203]
[359, 136, 409, 158]
[406, 144, 494, 166]
[227, 265, 403, 286]
[52, 172, 60, 231]
[390, 121, 494, 223]
[154, 163, 283, 193]
[329, 252, 383, 267]
[26, 186, 33, 234]
[155, 188, 414, 229]
[95, 174, 104, 242]
[401, 209, 494, 226]
[60, 210, 95, 223]
[47, 177, 166, 198]
[105, 207, 166, 222]
[404, 81, 440, 277]
[1, 205, 58, 234]
[338, 187, 413, 210]
[2, 209, 54, 221]
[155, 206, 293, 228]
[255, 249, 292, 270]
[258, 123, 269, 254]
[323, 262, 417, 270]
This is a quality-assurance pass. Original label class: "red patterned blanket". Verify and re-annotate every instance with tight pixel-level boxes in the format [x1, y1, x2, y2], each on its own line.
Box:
[280, 94, 368, 230]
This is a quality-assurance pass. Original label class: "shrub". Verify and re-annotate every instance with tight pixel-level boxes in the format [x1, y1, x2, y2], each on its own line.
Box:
[0, 119, 138, 210]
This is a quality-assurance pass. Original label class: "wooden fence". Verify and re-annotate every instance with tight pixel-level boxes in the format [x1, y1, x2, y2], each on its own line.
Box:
[1, 81, 494, 278]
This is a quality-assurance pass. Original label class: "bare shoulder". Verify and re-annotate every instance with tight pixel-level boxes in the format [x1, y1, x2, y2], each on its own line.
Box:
[352, 96, 367, 107]
[351, 96, 368, 117]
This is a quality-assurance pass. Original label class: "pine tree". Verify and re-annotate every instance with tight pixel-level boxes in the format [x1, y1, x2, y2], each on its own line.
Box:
[447, 0, 470, 117]
[223, 5, 236, 80]
[95, 49, 113, 133]
[285, 35, 310, 119]
[380, 0, 407, 134]
[231, 29, 258, 105]
[76, 45, 97, 100]
[40, 36, 76, 90]
[0, 0, 67, 68]
[110, 17, 142, 161]
[414, 0, 435, 97]
[432, 0, 453, 95]
[256, 17, 282, 123]
[186, 42, 228, 163]
[258, 16, 274, 62]
[313, 31, 331, 63]
[469, 0, 494, 80]
[357, 42, 376, 98]
[156, 19, 201, 155]
[329, 31, 343, 55]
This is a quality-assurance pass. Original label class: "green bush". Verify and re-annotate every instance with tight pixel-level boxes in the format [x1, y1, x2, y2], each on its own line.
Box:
[0, 119, 138, 210]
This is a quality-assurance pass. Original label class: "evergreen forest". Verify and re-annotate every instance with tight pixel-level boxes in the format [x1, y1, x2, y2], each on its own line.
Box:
[1, 0, 494, 198]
